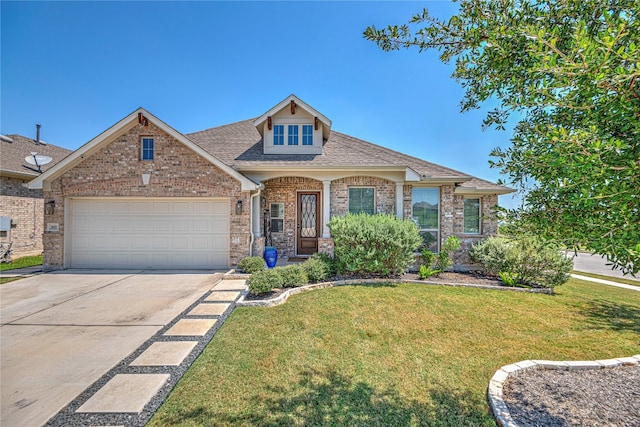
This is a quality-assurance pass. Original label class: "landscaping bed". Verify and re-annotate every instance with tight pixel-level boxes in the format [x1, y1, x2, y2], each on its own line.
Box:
[504, 363, 640, 427]
[242, 271, 544, 302]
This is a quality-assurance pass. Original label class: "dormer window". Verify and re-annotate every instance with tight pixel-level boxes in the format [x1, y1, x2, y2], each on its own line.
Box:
[302, 125, 313, 146]
[256, 95, 331, 155]
[273, 125, 284, 145]
[288, 125, 299, 145]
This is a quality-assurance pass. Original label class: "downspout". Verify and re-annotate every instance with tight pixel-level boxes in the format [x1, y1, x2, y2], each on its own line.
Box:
[249, 186, 262, 256]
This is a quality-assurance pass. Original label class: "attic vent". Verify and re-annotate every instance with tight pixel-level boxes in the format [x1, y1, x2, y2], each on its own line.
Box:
[290, 100, 297, 114]
[0, 135, 14, 143]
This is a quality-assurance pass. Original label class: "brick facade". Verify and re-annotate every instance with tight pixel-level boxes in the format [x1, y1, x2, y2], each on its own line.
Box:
[261, 177, 323, 259]
[330, 176, 396, 216]
[43, 122, 250, 269]
[0, 176, 44, 257]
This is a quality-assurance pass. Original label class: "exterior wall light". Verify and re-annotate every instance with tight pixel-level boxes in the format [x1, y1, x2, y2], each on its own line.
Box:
[45, 200, 55, 215]
[236, 200, 243, 215]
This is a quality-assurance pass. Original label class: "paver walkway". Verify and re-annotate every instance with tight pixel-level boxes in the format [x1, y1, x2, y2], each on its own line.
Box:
[45, 276, 247, 427]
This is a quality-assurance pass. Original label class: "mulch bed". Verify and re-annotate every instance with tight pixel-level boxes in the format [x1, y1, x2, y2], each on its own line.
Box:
[504, 364, 640, 427]
[243, 271, 521, 301]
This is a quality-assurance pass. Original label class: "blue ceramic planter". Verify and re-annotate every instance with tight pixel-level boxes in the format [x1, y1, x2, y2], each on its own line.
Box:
[264, 246, 278, 268]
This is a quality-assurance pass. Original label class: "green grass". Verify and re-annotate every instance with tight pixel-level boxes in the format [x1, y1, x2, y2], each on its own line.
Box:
[0, 254, 43, 271]
[149, 279, 640, 426]
[572, 270, 640, 287]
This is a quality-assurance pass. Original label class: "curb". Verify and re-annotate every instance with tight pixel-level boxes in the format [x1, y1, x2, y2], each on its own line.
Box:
[238, 278, 553, 308]
[487, 354, 640, 427]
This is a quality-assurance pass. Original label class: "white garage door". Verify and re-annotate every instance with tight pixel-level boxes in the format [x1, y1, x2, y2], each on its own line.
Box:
[68, 198, 230, 269]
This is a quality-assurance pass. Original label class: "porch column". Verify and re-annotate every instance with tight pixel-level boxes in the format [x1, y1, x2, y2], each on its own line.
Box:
[396, 182, 404, 219]
[322, 180, 331, 238]
[252, 193, 262, 237]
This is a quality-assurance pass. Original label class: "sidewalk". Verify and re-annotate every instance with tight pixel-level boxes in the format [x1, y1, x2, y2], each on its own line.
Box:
[571, 273, 640, 292]
[0, 265, 44, 278]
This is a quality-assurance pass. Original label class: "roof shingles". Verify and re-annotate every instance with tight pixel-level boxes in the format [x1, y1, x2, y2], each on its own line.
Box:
[187, 119, 511, 193]
[1, 134, 72, 178]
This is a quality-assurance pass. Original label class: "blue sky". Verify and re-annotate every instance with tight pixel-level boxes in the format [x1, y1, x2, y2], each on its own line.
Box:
[1, 1, 520, 208]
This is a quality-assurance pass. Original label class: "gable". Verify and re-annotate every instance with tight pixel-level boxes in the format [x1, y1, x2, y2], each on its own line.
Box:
[29, 108, 258, 191]
[253, 94, 331, 156]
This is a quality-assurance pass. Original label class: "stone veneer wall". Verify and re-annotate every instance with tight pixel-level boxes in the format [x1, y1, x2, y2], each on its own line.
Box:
[43, 122, 250, 269]
[261, 177, 323, 259]
[0, 176, 45, 257]
[330, 176, 396, 217]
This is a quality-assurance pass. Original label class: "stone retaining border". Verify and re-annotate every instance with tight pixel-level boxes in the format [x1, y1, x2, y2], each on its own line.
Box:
[237, 278, 553, 307]
[487, 355, 640, 427]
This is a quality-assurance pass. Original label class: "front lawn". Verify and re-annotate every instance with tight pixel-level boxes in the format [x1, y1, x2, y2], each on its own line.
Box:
[0, 254, 43, 271]
[149, 278, 640, 426]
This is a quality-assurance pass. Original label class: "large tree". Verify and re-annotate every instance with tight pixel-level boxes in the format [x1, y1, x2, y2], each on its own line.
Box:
[365, 0, 640, 274]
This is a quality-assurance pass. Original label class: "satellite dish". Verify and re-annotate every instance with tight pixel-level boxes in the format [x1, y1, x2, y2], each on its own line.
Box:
[25, 153, 53, 166]
[25, 153, 53, 173]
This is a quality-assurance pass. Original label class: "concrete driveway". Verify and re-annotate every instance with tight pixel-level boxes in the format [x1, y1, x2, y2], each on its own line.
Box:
[0, 269, 223, 427]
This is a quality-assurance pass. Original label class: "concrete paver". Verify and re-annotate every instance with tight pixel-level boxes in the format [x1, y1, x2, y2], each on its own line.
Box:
[212, 279, 247, 291]
[76, 374, 170, 413]
[0, 270, 222, 427]
[188, 302, 230, 316]
[164, 318, 217, 336]
[205, 290, 241, 301]
[130, 341, 198, 366]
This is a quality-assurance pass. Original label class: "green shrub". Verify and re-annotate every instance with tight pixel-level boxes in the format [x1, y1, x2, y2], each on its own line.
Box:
[237, 256, 265, 274]
[328, 213, 422, 277]
[471, 236, 572, 288]
[303, 256, 331, 283]
[419, 265, 440, 279]
[247, 269, 283, 295]
[435, 236, 461, 272]
[421, 248, 436, 267]
[469, 237, 513, 275]
[508, 237, 573, 288]
[278, 264, 309, 288]
[498, 271, 520, 287]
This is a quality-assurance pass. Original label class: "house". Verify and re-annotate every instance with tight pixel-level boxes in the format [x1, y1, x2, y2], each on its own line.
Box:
[29, 95, 513, 271]
[1, 132, 71, 258]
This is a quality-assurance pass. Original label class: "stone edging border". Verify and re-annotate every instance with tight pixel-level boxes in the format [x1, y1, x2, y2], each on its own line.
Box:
[237, 277, 553, 307]
[487, 354, 640, 427]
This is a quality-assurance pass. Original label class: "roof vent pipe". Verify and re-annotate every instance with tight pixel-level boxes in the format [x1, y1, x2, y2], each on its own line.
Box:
[36, 124, 41, 144]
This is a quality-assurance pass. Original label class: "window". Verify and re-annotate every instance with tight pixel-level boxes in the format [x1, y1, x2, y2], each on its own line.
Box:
[288, 125, 299, 145]
[302, 125, 313, 145]
[463, 198, 481, 234]
[412, 188, 439, 251]
[348, 187, 375, 215]
[141, 137, 154, 161]
[273, 125, 284, 145]
[270, 203, 284, 233]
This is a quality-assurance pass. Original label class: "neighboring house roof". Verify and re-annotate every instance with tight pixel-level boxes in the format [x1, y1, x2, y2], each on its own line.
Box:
[187, 120, 513, 195]
[28, 108, 260, 191]
[0, 134, 72, 180]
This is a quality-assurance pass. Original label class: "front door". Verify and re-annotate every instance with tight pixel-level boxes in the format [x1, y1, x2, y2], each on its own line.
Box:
[297, 192, 320, 255]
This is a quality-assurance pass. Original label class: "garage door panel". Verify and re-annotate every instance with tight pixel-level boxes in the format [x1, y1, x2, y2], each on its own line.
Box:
[69, 199, 230, 269]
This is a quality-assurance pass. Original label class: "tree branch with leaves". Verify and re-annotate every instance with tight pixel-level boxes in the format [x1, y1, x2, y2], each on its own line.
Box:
[365, 0, 639, 274]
